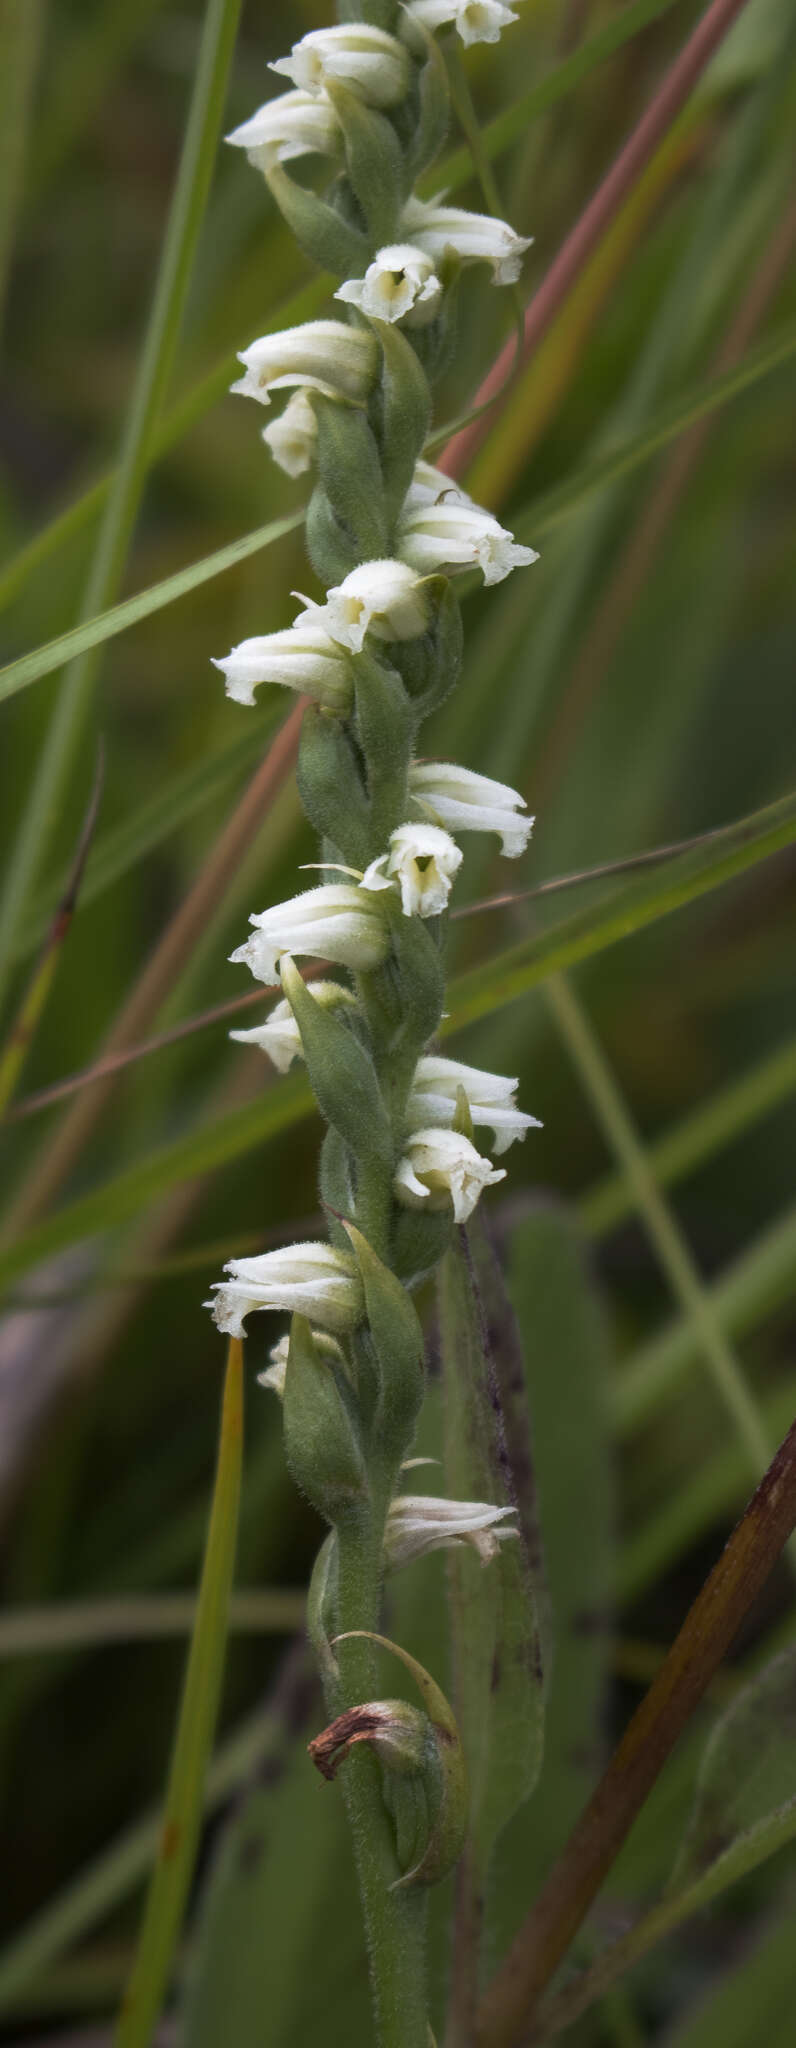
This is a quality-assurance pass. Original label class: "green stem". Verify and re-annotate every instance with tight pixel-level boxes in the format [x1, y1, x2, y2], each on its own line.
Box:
[334, 1515, 430, 2048]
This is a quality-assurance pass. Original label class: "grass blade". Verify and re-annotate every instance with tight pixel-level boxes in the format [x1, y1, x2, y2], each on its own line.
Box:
[112, 1335, 243, 2048]
[0, 0, 244, 1007]
[0, 1588, 304, 1657]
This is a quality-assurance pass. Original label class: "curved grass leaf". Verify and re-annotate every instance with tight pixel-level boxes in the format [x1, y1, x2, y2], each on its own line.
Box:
[0, 512, 303, 708]
[671, 1643, 796, 1894]
[113, 1336, 243, 2048]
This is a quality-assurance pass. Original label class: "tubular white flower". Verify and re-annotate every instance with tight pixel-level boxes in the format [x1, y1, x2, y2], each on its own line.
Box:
[403, 459, 475, 513]
[212, 622, 352, 711]
[226, 89, 341, 171]
[406, 0, 520, 46]
[270, 25, 411, 109]
[399, 499, 538, 587]
[335, 244, 443, 328]
[232, 320, 378, 408]
[394, 1126, 506, 1224]
[401, 194, 532, 286]
[262, 389, 318, 477]
[257, 1327, 343, 1397]
[409, 759, 534, 857]
[231, 883, 390, 986]
[407, 1055, 541, 1156]
[230, 979, 356, 1074]
[296, 559, 430, 653]
[208, 1242, 363, 1338]
[362, 822, 462, 918]
[385, 1492, 518, 1567]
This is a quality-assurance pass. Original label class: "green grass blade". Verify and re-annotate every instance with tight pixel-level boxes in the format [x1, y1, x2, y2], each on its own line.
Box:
[112, 1335, 243, 2048]
[446, 788, 796, 1033]
[520, 319, 796, 543]
[0, 0, 244, 1007]
[0, 512, 302, 708]
[581, 1031, 796, 1238]
[0, 1589, 304, 1657]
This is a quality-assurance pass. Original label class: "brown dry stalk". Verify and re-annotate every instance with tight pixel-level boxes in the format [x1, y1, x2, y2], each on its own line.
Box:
[441, 0, 752, 478]
[3, 700, 305, 1239]
[475, 1412, 796, 2047]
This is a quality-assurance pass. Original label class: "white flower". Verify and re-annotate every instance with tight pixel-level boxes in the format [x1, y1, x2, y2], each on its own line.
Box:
[335, 244, 443, 328]
[207, 1242, 363, 1338]
[231, 979, 356, 1074]
[409, 760, 534, 857]
[401, 194, 532, 286]
[403, 459, 475, 513]
[406, 0, 520, 47]
[226, 90, 341, 171]
[399, 499, 538, 587]
[296, 560, 430, 653]
[231, 883, 390, 986]
[270, 25, 410, 109]
[385, 1492, 518, 1568]
[407, 1056, 541, 1155]
[232, 321, 378, 408]
[362, 822, 462, 918]
[394, 1127, 506, 1223]
[257, 1327, 343, 1397]
[262, 389, 318, 477]
[212, 622, 352, 711]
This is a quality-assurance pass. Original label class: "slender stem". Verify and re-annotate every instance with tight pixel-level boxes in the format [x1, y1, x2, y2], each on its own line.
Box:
[334, 1515, 430, 2048]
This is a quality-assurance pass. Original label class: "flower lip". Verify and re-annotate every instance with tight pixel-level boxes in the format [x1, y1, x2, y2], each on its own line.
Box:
[230, 882, 390, 986]
[406, 0, 520, 47]
[232, 320, 378, 408]
[206, 1240, 364, 1338]
[408, 759, 534, 857]
[335, 244, 443, 328]
[394, 1126, 506, 1224]
[401, 193, 532, 286]
[362, 822, 462, 919]
[269, 24, 411, 110]
[385, 1492, 519, 1567]
[294, 559, 430, 652]
[212, 622, 352, 710]
[408, 1053, 541, 1155]
[225, 89, 341, 169]
[398, 499, 539, 587]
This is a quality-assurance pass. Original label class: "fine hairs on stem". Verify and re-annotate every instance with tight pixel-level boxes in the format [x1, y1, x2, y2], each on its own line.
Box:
[206, 5, 539, 2040]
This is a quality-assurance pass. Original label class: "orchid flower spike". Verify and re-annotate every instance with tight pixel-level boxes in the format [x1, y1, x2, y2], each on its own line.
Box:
[336, 244, 443, 327]
[207, 1242, 363, 1338]
[270, 25, 411, 109]
[226, 89, 341, 171]
[230, 979, 356, 1074]
[262, 389, 318, 477]
[295, 560, 430, 652]
[399, 496, 538, 586]
[231, 884, 390, 987]
[363, 822, 462, 918]
[212, 622, 352, 711]
[232, 321, 378, 408]
[385, 1492, 518, 1567]
[408, 1055, 541, 1155]
[258, 1327, 344, 1397]
[394, 1126, 506, 1223]
[408, 760, 534, 857]
[401, 194, 532, 286]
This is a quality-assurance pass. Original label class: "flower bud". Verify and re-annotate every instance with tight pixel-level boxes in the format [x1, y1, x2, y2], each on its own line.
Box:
[336, 244, 443, 327]
[309, 1698, 430, 1780]
[230, 980, 356, 1074]
[283, 1314, 367, 1521]
[232, 320, 378, 409]
[407, 1054, 541, 1154]
[230, 882, 390, 986]
[206, 1241, 364, 1338]
[406, 0, 520, 46]
[362, 821, 462, 917]
[226, 89, 341, 171]
[398, 498, 538, 586]
[295, 559, 430, 653]
[394, 1127, 505, 1224]
[262, 389, 318, 477]
[257, 1326, 343, 1397]
[270, 25, 411, 110]
[212, 622, 353, 711]
[401, 193, 532, 285]
[385, 1492, 518, 1567]
[408, 758, 534, 856]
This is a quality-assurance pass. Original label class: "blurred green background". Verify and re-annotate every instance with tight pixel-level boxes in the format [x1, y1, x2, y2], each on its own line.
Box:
[0, 0, 795, 2039]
